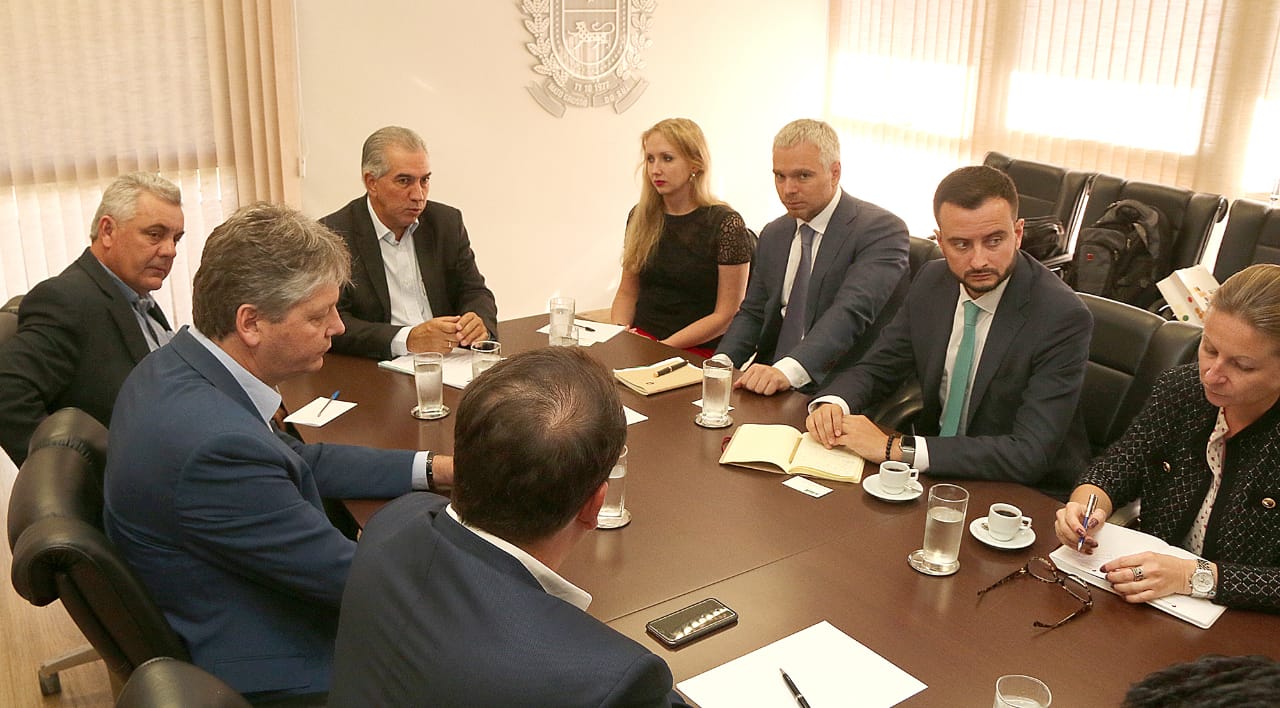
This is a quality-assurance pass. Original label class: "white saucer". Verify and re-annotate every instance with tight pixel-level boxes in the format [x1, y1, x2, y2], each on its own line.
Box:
[863, 474, 924, 502]
[969, 518, 1036, 550]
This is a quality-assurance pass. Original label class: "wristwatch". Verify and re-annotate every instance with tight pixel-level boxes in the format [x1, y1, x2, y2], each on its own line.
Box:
[424, 450, 436, 493]
[899, 436, 917, 467]
[1189, 558, 1216, 599]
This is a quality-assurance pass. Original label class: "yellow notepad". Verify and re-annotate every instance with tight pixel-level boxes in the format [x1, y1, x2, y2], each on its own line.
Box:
[719, 424, 865, 483]
[613, 357, 701, 396]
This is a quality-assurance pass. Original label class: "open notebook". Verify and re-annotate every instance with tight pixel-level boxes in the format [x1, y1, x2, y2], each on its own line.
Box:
[1050, 523, 1226, 629]
[719, 424, 865, 483]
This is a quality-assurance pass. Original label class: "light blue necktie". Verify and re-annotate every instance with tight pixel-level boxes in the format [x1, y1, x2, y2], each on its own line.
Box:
[939, 300, 980, 437]
[775, 224, 816, 357]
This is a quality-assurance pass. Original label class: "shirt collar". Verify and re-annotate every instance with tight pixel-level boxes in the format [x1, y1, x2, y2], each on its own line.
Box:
[366, 197, 419, 245]
[188, 327, 283, 428]
[446, 504, 592, 611]
[93, 253, 147, 306]
[799, 188, 842, 236]
[958, 273, 1011, 316]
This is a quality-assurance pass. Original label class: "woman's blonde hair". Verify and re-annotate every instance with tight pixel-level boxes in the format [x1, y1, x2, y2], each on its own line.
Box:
[621, 118, 723, 272]
[1211, 263, 1280, 346]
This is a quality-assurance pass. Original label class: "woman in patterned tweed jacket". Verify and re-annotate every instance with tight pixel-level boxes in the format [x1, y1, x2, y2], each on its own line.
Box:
[1054, 264, 1280, 613]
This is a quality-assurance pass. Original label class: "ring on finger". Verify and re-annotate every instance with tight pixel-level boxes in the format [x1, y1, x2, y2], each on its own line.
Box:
[1133, 566, 1145, 581]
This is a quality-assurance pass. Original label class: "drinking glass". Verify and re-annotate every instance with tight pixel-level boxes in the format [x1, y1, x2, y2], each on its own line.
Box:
[908, 483, 968, 575]
[596, 446, 631, 529]
[410, 352, 449, 419]
[549, 296, 575, 346]
[695, 359, 732, 428]
[994, 674, 1052, 708]
[470, 340, 501, 381]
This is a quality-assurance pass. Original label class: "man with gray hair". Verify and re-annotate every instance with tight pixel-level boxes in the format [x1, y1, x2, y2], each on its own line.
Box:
[0, 172, 183, 464]
[103, 203, 451, 701]
[713, 118, 909, 395]
[322, 125, 497, 359]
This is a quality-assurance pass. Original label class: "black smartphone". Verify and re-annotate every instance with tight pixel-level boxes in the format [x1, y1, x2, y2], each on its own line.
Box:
[645, 598, 738, 648]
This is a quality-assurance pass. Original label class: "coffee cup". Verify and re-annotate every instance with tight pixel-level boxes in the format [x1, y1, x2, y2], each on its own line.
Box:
[878, 461, 919, 494]
[986, 503, 1032, 541]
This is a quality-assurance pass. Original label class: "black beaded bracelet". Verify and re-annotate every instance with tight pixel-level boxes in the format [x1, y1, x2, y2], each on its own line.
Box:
[884, 433, 897, 463]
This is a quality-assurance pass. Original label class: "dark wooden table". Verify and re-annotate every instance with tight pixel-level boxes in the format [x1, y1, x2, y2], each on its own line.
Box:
[279, 315, 1280, 706]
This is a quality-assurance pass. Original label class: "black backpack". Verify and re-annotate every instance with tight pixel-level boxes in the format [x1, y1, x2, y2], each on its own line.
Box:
[1020, 215, 1067, 262]
[1066, 199, 1172, 307]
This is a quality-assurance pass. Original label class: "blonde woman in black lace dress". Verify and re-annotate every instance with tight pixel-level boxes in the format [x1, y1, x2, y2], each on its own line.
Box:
[1055, 264, 1280, 612]
[610, 118, 754, 357]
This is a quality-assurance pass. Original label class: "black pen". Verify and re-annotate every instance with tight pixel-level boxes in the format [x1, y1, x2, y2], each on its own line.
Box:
[780, 668, 810, 708]
[654, 360, 688, 377]
[575, 323, 597, 332]
[318, 390, 340, 417]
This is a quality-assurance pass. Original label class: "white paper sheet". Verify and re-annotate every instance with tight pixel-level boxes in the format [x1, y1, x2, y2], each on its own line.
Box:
[623, 406, 648, 426]
[283, 396, 356, 427]
[783, 476, 833, 498]
[377, 348, 475, 389]
[535, 319, 626, 345]
[677, 621, 927, 707]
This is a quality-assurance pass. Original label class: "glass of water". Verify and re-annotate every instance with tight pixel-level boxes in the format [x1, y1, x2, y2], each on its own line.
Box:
[549, 296, 575, 346]
[908, 483, 968, 576]
[410, 352, 449, 420]
[470, 340, 501, 381]
[994, 675, 1052, 707]
[596, 445, 631, 529]
[695, 359, 733, 428]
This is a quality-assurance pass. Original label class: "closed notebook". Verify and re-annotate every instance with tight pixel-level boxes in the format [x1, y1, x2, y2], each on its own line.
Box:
[1049, 523, 1226, 629]
[719, 424, 865, 483]
[613, 357, 701, 396]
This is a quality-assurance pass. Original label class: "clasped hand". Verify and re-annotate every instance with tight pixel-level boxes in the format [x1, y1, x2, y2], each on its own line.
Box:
[804, 403, 890, 462]
[406, 313, 488, 354]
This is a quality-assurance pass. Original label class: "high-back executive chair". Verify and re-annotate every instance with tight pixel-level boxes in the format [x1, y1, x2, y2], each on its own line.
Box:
[7, 408, 190, 695]
[1211, 199, 1280, 282]
[983, 151, 1094, 238]
[115, 657, 251, 708]
[0, 293, 22, 345]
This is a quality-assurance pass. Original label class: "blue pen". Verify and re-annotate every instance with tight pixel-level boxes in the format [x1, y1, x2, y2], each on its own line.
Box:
[318, 390, 340, 416]
[1077, 493, 1098, 552]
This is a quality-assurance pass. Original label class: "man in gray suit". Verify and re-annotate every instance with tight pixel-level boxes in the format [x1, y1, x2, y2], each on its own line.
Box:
[713, 119, 909, 395]
[806, 166, 1092, 498]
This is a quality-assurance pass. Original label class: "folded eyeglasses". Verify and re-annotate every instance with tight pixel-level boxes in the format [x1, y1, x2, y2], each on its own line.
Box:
[977, 556, 1093, 630]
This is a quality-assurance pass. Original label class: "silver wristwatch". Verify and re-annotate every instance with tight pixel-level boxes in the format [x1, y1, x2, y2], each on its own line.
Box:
[1190, 558, 1216, 599]
[899, 436, 916, 467]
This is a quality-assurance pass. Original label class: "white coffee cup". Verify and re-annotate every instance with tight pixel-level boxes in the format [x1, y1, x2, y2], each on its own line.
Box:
[878, 461, 919, 494]
[987, 503, 1033, 541]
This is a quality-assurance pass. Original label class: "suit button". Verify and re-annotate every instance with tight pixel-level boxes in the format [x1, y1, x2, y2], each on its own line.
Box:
[1264, 498, 1277, 509]
[1161, 461, 1171, 472]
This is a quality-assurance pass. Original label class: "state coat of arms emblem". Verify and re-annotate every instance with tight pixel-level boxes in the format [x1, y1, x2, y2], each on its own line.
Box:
[521, 0, 655, 117]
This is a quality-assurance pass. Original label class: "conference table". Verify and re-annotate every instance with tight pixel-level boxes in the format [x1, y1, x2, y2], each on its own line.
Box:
[279, 314, 1279, 706]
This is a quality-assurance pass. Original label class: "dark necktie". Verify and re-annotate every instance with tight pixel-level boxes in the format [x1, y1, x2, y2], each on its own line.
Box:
[135, 298, 172, 349]
[775, 224, 816, 357]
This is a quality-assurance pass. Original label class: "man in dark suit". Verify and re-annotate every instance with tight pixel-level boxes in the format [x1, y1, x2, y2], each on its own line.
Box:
[806, 166, 1092, 498]
[713, 119, 909, 395]
[331, 347, 689, 707]
[0, 173, 183, 465]
[321, 125, 497, 359]
[104, 203, 454, 701]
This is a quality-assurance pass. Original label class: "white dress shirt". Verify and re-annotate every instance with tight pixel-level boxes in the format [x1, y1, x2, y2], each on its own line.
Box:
[367, 198, 434, 357]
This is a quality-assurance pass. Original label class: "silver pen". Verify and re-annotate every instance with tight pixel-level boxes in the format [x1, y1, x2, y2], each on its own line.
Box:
[1078, 493, 1098, 551]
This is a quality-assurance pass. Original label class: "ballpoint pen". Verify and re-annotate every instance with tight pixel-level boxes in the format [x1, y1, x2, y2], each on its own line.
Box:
[1078, 493, 1098, 551]
[780, 668, 811, 708]
[654, 360, 688, 377]
[318, 390, 340, 417]
[575, 323, 596, 332]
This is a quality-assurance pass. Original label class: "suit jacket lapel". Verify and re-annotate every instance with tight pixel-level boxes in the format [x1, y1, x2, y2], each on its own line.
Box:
[804, 191, 854, 329]
[353, 201, 394, 318]
[967, 254, 1032, 422]
[76, 249, 152, 363]
[170, 328, 268, 424]
[413, 213, 448, 317]
[921, 267, 960, 412]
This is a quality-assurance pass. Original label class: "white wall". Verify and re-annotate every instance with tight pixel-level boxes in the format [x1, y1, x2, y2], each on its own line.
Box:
[296, 1, 829, 319]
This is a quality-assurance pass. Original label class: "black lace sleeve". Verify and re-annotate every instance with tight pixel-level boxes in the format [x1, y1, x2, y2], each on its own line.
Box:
[714, 208, 753, 266]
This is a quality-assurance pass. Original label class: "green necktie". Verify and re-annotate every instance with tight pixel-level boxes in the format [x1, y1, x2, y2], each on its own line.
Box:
[939, 300, 980, 437]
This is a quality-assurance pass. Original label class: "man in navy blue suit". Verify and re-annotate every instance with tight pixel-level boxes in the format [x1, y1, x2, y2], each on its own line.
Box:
[104, 203, 451, 701]
[331, 347, 689, 707]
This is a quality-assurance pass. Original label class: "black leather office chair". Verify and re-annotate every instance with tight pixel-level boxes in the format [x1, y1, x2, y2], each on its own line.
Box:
[1211, 199, 1280, 282]
[115, 657, 250, 708]
[907, 235, 942, 279]
[983, 151, 1094, 232]
[0, 293, 21, 344]
[8, 408, 190, 695]
[1082, 175, 1229, 283]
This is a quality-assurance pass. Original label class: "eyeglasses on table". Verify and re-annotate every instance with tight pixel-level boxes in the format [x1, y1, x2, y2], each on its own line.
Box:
[977, 555, 1093, 630]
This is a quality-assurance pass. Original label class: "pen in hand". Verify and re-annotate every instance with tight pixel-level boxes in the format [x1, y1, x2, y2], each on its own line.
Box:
[780, 668, 810, 708]
[318, 390, 340, 417]
[1077, 493, 1098, 552]
[654, 360, 688, 377]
